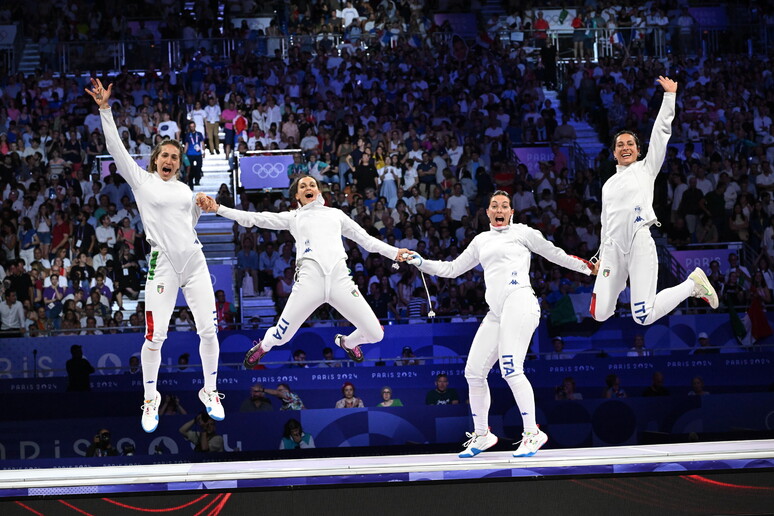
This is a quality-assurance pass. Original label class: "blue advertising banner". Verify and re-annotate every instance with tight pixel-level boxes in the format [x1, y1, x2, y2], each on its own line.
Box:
[1, 316, 771, 381]
[2, 354, 771, 397]
[0, 323, 478, 380]
[688, 6, 729, 29]
[0, 407, 470, 460]
[0, 25, 18, 45]
[1, 393, 772, 462]
[670, 248, 738, 273]
[513, 146, 570, 176]
[239, 155, 293, 190]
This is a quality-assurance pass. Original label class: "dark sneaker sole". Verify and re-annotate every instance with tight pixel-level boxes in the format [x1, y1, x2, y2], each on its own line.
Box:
[345, 345, 364, 362]
[243, 342, 266, 368]
[335, 334, 364, 363]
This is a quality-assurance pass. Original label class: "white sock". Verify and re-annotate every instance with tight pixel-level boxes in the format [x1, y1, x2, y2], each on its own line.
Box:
[200, 337, 219, 392]
[466, 375, 490, 435]
[141, 340, 161, 400]
[505, 373, 538, 434]
[640, 279, 695, 324]
[341, 328, 377, 348]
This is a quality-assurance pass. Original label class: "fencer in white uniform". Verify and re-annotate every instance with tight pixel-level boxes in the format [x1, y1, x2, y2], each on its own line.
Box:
[406, 190, 595, 458]
[198, 175, 410, 364]
[591, 76, 718, 325]
[87, 79, 223, 433]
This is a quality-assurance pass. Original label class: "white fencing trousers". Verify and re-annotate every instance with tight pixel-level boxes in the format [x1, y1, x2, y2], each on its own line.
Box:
[262, 259, 384, 350]
[464, 288, 541, 435]
[591, 227, 693, 325]
[141, 250, 219, 399]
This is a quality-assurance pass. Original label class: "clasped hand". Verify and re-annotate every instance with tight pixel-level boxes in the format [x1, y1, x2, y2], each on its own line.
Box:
[195, 193, 219, 212]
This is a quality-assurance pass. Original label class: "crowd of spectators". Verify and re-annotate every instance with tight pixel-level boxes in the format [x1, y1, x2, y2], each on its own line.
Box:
[1, 1, 773, 339]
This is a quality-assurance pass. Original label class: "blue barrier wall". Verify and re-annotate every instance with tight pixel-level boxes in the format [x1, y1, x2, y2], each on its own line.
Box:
[3, 355, 772, 401]
[1, 315, 772, 465]
[2, 393, 773, 463]
[1, 314, 770, 379]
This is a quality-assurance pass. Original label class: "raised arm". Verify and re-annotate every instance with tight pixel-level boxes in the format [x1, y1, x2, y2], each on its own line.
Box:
[339, 213, 403, 261]
[522, 226, 594, 275]
[85, 78, 148, 190]
[205, 196, 292, 231]
[643, 76, 677, 177]
[409, 238, 480, 279]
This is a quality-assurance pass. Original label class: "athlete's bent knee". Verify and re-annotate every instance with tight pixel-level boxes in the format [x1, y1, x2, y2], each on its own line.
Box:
[367, 324, 384, 343]
[143, 339, 164, 351]
[590, 293, 614, 322]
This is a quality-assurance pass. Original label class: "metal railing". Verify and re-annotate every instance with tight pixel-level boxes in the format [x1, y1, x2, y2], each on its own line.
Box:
[657, 237, 688, 291]
[500, 23, 768, 61]
[25, 21, 774, 75]
[0, 23, 22, 76]
[569, 141, 591, 174]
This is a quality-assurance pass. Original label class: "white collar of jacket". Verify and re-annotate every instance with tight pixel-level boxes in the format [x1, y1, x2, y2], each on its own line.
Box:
[298, 193, 325, 211]
[489, 223, 511, 233]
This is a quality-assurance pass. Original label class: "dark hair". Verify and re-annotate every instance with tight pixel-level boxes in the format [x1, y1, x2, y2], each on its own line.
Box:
[288, 175, 321, 204]
[148, 138, 185, 178]
[489, 190, 511, 204]
[610, 130, 641, 157]
[282, 418, 303, 439]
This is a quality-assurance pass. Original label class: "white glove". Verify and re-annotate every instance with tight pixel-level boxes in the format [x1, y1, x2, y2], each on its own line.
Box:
[403, 252, 423, 267]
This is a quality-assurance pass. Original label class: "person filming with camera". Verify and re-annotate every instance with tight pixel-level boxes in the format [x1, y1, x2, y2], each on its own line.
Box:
[86, 428, 119, 457]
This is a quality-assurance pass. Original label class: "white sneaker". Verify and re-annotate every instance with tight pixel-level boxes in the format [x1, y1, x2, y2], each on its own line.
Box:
[459, 430, 498, 458]
[688, 267, 719, 309]
[141, 392, 161, 433]
[513, 428, 548, 457]
[199, 388, 225, 421]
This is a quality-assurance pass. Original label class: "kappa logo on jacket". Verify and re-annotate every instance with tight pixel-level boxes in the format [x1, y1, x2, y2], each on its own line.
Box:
[633, 205, 644, 223]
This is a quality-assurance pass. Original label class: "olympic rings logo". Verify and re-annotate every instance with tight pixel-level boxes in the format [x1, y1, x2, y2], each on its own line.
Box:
[251, 162, 285, 179]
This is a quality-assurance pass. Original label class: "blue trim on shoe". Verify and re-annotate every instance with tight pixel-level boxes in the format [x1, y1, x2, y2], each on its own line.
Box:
[208, 408, 224, 421]
[459, 447, 483, 458]
[142, 416, 159, 434]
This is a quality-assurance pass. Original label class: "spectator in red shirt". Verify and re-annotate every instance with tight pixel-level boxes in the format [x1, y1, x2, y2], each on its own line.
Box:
[215, 289, 236, 330]
[50, 211, 72, 257]
[533, 11, 550, 47]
